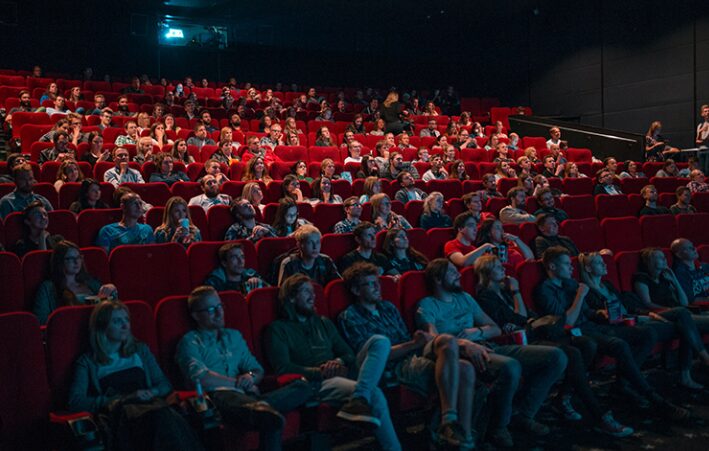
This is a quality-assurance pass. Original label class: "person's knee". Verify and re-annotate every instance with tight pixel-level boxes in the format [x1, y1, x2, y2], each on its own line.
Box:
[434, 333, 458, 358]
[607, 337, 632, 359]
[459, 359, 475, 386]
[498, 358, 522, 383]
[549, 347, 568, 374]
[366, 334, 392, 354]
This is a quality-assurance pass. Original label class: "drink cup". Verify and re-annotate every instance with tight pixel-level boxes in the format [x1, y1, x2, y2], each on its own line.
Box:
[511, 329, 527, 345]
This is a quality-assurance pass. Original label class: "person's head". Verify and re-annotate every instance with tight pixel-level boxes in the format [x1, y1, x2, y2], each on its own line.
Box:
[690, 169, 706, 183]
[23, 200, 48, 234]
[195, 172, 219, 197]
[518, 174, 534, 194]
[675, 186, 692, 205]
[396, 170, 415, 188]
[663, 159, 678, 175]
[480, 173, 496, 191]
[99, 108, 113, 126]
[507, 187, 527, 208]
[641, 184, 658, 203]
[603, 157, 618, 173]
[269, 122, 282, 141]
[231, 196, 256, 222]
[18, 89, 31, 106]
[89, 301, 137, 364]
[423, 191, 445, 215]
[474, 254, 506, 288]
[120, 193, 143, 220]
[13, 164, 36, 194]
[204, 159, 221, 176]
[188, 286, 225, 331]
[320, 159, 336, 178]
[417, 147, 430, 162]
[53, 95, 66, 110]
[343, 262, 382, 305]
[563, 162, 579, 178]
[218, 242, 248, 276]
[291, 160, 308, 178]
[670, 238, 699, 264]
[543, 155, 556, 171]
[462, 192, 482, 214]
[549, 127, 561, 140]
[282, 174, 301, 200]
[430, 154, 443, 170]
[245, 157, 267, 180]
[451, 160, 466, 179]
[57, 159, 82, 183]
[362, 155, 379, 177]
[242, 182, 263, 206]
[295, 224, 321, 259]
[477, 218, 505, 246]
[495, 142, 509, 157]
[370, 193, 392, 219]
[542, 246, 573, 280]
[279, 274, 316, 317]
[348, 140, 362, 158]
[425, 258, 462, 294]
[536, 213, 559, 237]
[312, 176, 333, 200]
[50, 240, 90, 286]
[193, 122, 207, 139]
[136, 136, 152, 156]
[317, 126, 331, 140]
[136, 112, 151, 129]
[597, 169, 613, 186]
[162, 196, 191, 230]
[453, 211, 478, 242]
[578, 252, 607, 283]
[343, 196, 363, 220]
[123, 120, 138, 138]
[535, 187, 555, 209]
[273, 198, 299, 231]
[199, 110, 212, 126]
[53, 130, 69, 152]
[218, 127, 233, 144]
[32, 65, 42, 77]
[76, 178, 102, 206]
[639, 247, 667, 276]
[362, 176, 381, 197]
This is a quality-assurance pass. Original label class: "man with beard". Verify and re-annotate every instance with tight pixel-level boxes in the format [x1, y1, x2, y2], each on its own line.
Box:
[266, 274, 403, 451]
[338, 262, 476, 449]
[188, 174, 231, 212]
[177, 286, 312, 451]
[114, 120, 139, 146]
[5, 90, 35, 129]
[416, 259, 567, 448]
[0, 164, 54, 218]
[115, 95, 135, 117]
[204, 242, 268, 293]
[39, 131, 73, 164]
[499, 187, 535, 225]
[224, 197, 275, 242]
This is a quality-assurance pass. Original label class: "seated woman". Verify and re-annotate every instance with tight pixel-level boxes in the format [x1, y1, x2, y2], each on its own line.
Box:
[210, 139, 238, 166]
[70, 178, 110, 214]
[382, 227, 428, 274]
[419, 191, 452, 229]
[370, 193, 411, 232]
[448, 159, 469, 181]
[645, 121, 680, 161]
[33, 240, 118, 324]
[368, 118, 386, 136]
[580, 251, 709, 390]
[149, 152, 190, 186]
[272, 198, 311, 237]
[150, 122, 173, 150]
[81, 132, 111, 167]
[242, 181, 265, 213]
[563, 162, 587, 178]
[281, 174, 304, 202]
[241, 156, 273, 184]
[517, 174, 535, 196]
[54, 159, 84, 192]
[311, 176, 343, 204]
[67, 300, 203, 451]
[474, 254, 634, 437]
[619, 160, 645, 179]
[356, 155, 380, 179]
[13, 201, 64, 257]
[171, 139, 195, 164]
[291, 160, 312, 182]
[475, 218, 533, 270]
[314, 126, 334, 146]
[285, 130, 301, 146]
[358, 176, 381, 204]
[154, 196, 202, 246]
[163, 113, 182, 134]
[320, 158, 351, 182]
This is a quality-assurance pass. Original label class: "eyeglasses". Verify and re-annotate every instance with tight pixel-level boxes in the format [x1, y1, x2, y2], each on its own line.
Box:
[194, 303, 223, 315]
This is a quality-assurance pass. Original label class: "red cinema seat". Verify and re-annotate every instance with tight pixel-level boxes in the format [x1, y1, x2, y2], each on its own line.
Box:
[246, 287, 282, 364]
[187, 240, 257, 288]
[640, 214, 677, 248]
[274, 145, 308, 162]
[560, 195, 596, 219]
[650, 177, 688, 194]
[58, 181, 114, 210]
[559, 218, 605, 253]
[614, 251, 641, 292]
[460, 266, 478, 296]
[331, 179, 351, 200]
[254, 237, 297, 280]
[321, 233, 357, 263]
[485, 197, 509, 217]
[601, 217, 643, 253]
[427, 179, 463, 199]
[398, 271, 429, 330]
[698, 244, 709, 262]
[206, 204, 234, 241]
[425, 227, 456, 261]
[325, 276, 399, 321]
[562, 178, 594, 196]
[461, 148, 491, 162]
[595, 194, 635, 218]
[619, 177, 650, 195]
[566, 148, 593, 162]
[516, 260, 546, 311]
[0, 252, 23, 313]
[521, 136, 547, 151]
[676, 213, 709, 244]
[308, 146, 341, 163]
[446, 198, 465, 220]
[404, 200, 424, 227]
[77, 208, 123, 247]
[32, 182, 59, 209]
[171, 181, 203, 202]
[45, 301, 156, 411]
[693, 192, 709, 213]
[0, 312, 51, 449]
[109, 243, 190, 306]
[313, 203, 346, 233]
[495, 178, 518, 197]
[122, 182, 172, 206]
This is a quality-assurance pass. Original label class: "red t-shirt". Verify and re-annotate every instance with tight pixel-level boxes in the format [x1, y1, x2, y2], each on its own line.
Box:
[444, 239, 524, 270]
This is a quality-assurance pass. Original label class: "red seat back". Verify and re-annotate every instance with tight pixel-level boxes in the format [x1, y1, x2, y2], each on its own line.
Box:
[321, 233, 356, 263]
[398, 271, 429, 330]
[77, 208, 123, 247]
[254, 237, 297, 278]
[601, 217, 643, 252]
[206, 204, 234, 241]
[560, 195, 596, 219]
[186, 240, 257, 288]
[424, 228, 456, 261]
[562, 177, 594, 196]
[313, 203, 346, 233]
[516, 260, 546, 311]
[640, 214, 677, 248]
[676, 213, 709, 244]
[595, 194, 634, 218]
[559, 218, 604, 253]
[0, 252, 23, 313]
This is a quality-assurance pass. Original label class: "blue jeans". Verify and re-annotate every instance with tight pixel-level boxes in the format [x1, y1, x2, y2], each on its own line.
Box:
[318, 335, 401, 451]
[487, 344, 567, 428]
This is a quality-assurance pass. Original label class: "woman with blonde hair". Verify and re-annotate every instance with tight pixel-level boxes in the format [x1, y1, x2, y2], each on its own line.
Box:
[241, 156, 273, 184]
[154, 196, 202, 246]
[381, 91, 405, 134]
[419, 191, 452, 229]
[242, 181, 265, 213]
[645, 121, 680, 162]
[359, 176, 382, 203]
[136, 112, 151, 133]
[54, 159, 84, 192]
[370, 193, 411, 231]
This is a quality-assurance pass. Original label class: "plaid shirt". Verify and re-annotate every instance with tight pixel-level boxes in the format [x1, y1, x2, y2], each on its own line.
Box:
[333, 218, 360, 234]
[278, 253, 341, 286]
[338, 301, 411, 353]
[224, 220, 276, 242]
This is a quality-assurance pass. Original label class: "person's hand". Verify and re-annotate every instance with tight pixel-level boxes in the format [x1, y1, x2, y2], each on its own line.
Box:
[503, 233, 519, 244]
[374, 216, 387, 227]
[502, 323, 517, 334]
[99, 149, 111, 161]
[320, 360, 347, 379]
[596, 309, 609, 321]
[577, 283, 590, 297]
[505, 276, 519, 292]
[98, 284, 118, 300]
[235, 373, 255, 391]
[649, 312, 667, 322]
[480, 242, 497, 254]
[413, 330, 434, 346]
[245, 277, 262, 291]
[119, 161, 128, 175]
[599, 248, 613, 257]
[132, 389, 154, 402]
[461, 342, 492, 372]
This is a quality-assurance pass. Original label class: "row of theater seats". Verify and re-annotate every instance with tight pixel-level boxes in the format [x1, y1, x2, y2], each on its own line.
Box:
[3, 246, 709, 449]
[2, 212, 708, 313]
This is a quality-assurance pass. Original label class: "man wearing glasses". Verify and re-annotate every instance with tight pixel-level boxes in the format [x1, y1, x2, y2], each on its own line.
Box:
[103, 147, 145, 187]
[177, 286, 313, 451]
[333, 197, 363, 234]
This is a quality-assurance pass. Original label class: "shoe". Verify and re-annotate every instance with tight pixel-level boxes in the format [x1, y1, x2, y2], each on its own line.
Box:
[336, 397, 381, 429]
[646, 392, 691, 422]
[435, 422, 466, 447]
[594, 411, 634, 438]
[554, 394, 582, 421]
[513, 416, 550, 436]
[489, 427, 513, 448]
[611, 382, 650, 408]
[243, 401, 285, 430]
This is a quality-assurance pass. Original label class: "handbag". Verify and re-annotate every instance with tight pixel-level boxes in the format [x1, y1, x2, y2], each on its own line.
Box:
[526, 315, 565, 342]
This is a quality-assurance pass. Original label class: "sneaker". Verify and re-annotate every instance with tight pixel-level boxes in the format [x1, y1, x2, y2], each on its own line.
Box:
[594, 411, 634, 438]
[554, 394, 582, 421]
[513, 416, 550, 436]
[336, 397, 381, 428]
[646, 392, 691, 422]
[489, 427, 514, 448]
[435, 422, 466, 447]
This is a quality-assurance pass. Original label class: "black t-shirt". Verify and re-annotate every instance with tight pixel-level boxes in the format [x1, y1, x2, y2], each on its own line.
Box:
[338, 250, 392, 275]
[632, 272, 678, 307]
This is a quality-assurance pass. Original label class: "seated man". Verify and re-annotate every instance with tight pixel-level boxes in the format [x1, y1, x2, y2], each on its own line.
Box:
[478, 173, 503, 203]
[186, 123, 216, 149]
[413, 147, 430, 163]
[670, 186, 697, 214]
[671, 238, 709, 303]
[421, 154, 448, 182]
[266, 274, 402, 450]
[114, 120, 139, 146]
[385, 151, 420, 180]
[417, 259, 567, 447]
[687, 169, 709, 193]
[188, 174, 231, 212]
[96, 192, 154, 252]
[103, 147, 145, 187]
[259, 123, 284, 150]
[547, 127, 561, 148]
[338, 222, 395, 276]
[0, 163, 53, 219]
[199, 158, 230, 186]
[678, 156, 700, 178]
[224, 197, 276, 242]
[532, 214, 580, 258]
[204, 242, 269, 293]
[199, 110, 218, 133]
[534, 247, 688, 420]
[333, 196, 363, 233]
[393, 171, 427, 204]
[177, 286, 312, 451]
[639, 185, 671, 215]
[39, 131, 72, 164]
[420, 119, 440, 138]
[277, 224, 340, 286]
[499, 187, 535, 224]
[45, 95, 70, 116]
[593, 169, 623, 195]
[533, 188, 568, 223]
[339, 262, 475, 449]
[241, 136, 282, 165]
[445, 212, 496, 268]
